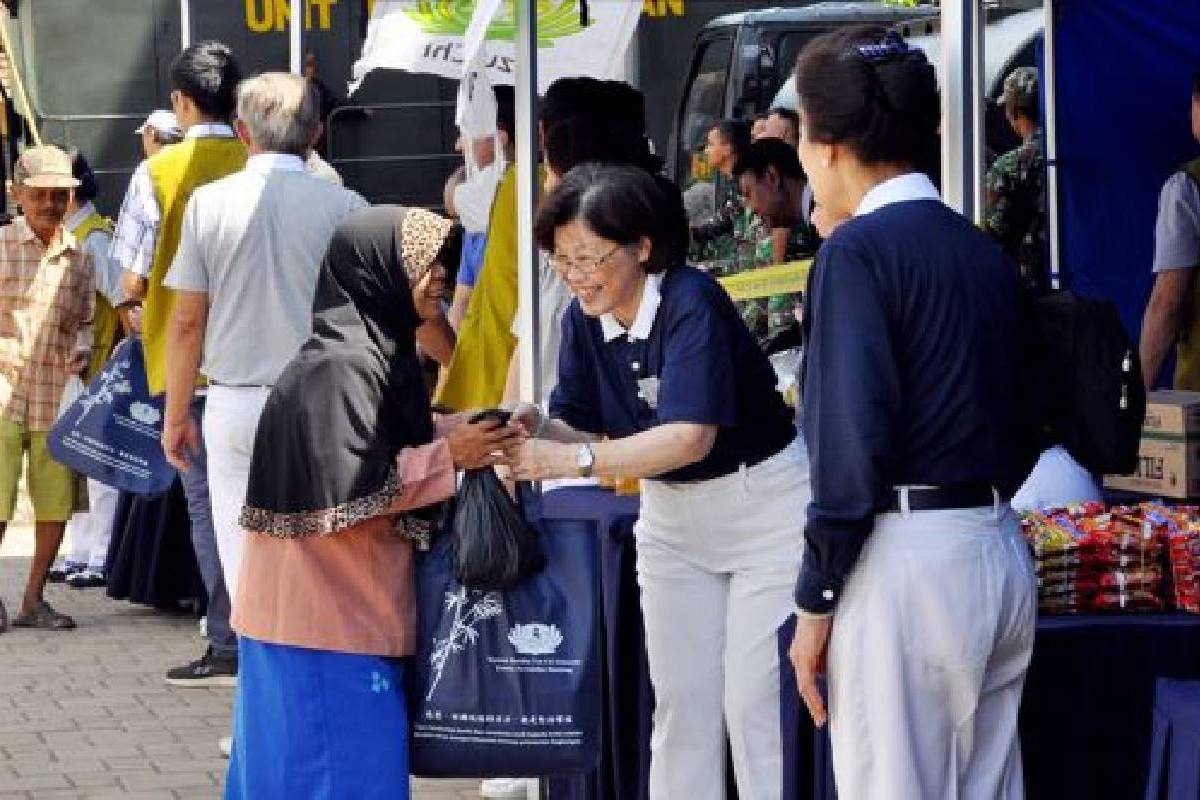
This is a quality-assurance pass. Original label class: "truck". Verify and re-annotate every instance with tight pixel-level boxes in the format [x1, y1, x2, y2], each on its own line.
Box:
[669, 2, 1046, 188]
[0, 0, 810, 215]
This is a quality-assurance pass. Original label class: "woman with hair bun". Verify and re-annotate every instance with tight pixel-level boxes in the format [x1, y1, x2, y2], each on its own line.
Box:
[787, 25, 1036, 799]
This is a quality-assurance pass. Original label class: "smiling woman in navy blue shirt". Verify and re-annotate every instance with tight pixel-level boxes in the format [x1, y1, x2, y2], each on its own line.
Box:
[786, 26, 1037, 800]
[510, 164, 808, 799]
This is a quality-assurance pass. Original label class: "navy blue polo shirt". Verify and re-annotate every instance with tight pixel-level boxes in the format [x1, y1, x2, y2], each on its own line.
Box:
[549, 265, 795, 483]
[797, 184, 1030, 614]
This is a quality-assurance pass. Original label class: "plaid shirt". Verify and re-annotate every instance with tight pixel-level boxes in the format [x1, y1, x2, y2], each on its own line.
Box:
[0, 217, 95, 430]
[109, 161, 158, 280]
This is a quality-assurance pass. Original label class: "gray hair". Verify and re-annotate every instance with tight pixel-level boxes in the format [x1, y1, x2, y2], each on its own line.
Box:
[236, 72, 322, 156]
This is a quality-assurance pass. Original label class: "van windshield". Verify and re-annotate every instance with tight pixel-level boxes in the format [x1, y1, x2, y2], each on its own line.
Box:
[676, 35, 734, 191]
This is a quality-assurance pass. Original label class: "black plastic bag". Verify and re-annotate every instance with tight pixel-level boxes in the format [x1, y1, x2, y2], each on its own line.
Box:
[451, 411, 545, 591]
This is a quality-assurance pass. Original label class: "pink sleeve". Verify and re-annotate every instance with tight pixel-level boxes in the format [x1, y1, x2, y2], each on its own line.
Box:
[389, 439, 456, 512]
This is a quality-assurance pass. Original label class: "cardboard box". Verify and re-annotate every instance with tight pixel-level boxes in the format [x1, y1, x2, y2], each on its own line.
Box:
[1141, 391, 1200, 438]
[1105, 438, 1200, 499]
[1105, 391, 1200, 498]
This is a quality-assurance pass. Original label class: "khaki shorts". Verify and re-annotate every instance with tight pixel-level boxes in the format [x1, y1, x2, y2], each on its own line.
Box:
[0, 418, 75, 522]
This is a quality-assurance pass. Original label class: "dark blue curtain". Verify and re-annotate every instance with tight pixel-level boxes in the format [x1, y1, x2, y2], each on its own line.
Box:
[1054, 0, 1200, 337]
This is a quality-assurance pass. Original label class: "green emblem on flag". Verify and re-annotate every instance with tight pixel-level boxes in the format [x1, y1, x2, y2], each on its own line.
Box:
[405, 0, 584, 46]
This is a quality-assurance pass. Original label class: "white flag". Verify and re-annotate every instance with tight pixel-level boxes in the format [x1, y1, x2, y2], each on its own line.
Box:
[351, 0, 642, 94]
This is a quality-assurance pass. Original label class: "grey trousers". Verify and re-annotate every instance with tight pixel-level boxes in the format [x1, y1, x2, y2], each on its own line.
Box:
[178, 397, 236, 659]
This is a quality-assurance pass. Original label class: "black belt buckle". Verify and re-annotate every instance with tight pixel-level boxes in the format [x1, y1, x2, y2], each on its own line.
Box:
[885, 483, 996, 513]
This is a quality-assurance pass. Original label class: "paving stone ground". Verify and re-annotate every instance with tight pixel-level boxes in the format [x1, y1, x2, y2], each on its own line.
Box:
[0, 493, 482, 800]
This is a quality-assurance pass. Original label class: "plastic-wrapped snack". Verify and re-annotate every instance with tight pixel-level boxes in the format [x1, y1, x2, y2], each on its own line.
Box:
[1089, 589, 1166, 613]
[1036, 552, 1082, 572]
[1039, 593, 1081, 614]
[1167, 528, 1200, 612]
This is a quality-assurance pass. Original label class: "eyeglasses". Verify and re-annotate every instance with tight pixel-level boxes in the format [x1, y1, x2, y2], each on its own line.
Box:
[549, 244, 626, 277]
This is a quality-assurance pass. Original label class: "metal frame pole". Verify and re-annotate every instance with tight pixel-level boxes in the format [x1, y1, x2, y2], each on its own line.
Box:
[290, 0, 304, 74]
[1043, 0, 1062, 288]
[180, 0, 191, 48]
[940, 0, 985, 222]
[969, 0, 985, 223]
[515, 0, 542, 406]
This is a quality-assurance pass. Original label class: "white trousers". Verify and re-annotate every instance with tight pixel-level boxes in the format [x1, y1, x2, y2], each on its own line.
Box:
[66, 479, 120, 570]
[827, 500, 1037, 800]
[202, 385, 271, 604]
[635, 439, 809, 800]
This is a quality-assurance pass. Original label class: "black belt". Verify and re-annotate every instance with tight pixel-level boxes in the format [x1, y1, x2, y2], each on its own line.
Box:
[883, 483, 996, 513]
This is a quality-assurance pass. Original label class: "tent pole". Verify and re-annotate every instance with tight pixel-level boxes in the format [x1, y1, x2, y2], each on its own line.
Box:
[1043, 0, 1062, 288]
[180, 0, 190, 48]
[940, 0, 983, 221]
[970, 0, 985, 224]
[290, 0, 303, 74]
[515, 0, 541, 407]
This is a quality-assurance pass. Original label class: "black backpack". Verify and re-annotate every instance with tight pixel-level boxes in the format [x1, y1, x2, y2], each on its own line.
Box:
[1020, 291, 1145, 476]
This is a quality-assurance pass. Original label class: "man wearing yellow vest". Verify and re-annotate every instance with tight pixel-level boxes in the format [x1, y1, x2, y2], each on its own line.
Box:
[111, 41, 245, 689]
[1140, 73, 1200, 390]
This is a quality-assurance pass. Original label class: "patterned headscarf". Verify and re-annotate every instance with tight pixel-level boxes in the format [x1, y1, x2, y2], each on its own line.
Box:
[400, 208, 455, 283]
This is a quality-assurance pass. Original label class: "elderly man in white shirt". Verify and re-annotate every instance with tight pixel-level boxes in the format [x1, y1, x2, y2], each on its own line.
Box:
[160, 72, 367, 603]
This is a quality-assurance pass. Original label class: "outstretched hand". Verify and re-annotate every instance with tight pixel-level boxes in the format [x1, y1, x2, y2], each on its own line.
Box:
[446, 417, 524, 471]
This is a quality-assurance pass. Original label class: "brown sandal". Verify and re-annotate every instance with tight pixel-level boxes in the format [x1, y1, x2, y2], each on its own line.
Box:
[12, 600, 75, 630]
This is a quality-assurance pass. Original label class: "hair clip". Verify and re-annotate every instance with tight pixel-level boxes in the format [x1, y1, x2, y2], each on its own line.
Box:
[854, 30, 920, 64]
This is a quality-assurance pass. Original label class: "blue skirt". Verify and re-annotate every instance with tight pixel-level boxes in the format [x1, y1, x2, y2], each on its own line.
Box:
[225, 636, 410, 799]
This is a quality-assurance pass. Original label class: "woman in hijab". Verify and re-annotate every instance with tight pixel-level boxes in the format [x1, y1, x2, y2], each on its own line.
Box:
[224, 206, 520, 799]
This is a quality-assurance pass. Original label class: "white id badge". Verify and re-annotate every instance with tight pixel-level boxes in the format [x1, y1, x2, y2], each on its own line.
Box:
[636, 376, 661, 409]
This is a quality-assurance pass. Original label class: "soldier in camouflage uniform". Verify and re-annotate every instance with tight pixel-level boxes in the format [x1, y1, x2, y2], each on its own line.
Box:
[985, 66, 1049, 294]
[733, 137, 819, 346]
[688, 120, 781, 336]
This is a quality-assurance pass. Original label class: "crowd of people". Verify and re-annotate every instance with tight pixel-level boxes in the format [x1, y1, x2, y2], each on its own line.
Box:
[2, 18, 1197, 800]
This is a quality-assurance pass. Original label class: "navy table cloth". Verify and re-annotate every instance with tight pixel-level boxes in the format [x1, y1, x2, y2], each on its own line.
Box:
[1145, 678, 1200, 800]
[538, 487, 647, 800]
[535, 488, 1200, 800]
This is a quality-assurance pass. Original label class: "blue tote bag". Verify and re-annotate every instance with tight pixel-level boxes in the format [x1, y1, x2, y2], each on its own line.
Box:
[409, 492, 602, 778]
[47, 338, 176, 496]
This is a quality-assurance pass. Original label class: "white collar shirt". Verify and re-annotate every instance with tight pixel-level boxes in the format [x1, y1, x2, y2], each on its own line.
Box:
[601, 272, 664, 342]
[855, 172, 942, 217]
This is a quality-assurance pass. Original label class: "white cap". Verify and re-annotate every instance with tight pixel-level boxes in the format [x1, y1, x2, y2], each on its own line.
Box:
[135, 110, 181, 137]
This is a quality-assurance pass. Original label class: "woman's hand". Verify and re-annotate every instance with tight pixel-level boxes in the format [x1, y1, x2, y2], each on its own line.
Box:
[509, 438, 576, 481]
[446, 418, 523, 471]
[432, 410, 472, 438]
[789, 614, 833, 728]
[510, 402, 544, 436]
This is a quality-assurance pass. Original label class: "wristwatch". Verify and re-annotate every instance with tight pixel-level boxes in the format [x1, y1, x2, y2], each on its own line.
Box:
[575, 443, 596, 478]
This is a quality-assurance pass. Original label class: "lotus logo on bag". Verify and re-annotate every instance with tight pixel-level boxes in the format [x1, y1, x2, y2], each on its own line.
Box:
[507, 623, 564, 656]
[129, 402, 161, 426]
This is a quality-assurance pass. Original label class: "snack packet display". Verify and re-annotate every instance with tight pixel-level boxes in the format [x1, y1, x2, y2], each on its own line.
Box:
[1020, 502, 1180, 614]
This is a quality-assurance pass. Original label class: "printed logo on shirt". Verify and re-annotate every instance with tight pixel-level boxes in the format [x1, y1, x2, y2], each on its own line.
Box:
[636, 377, 661, 409]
